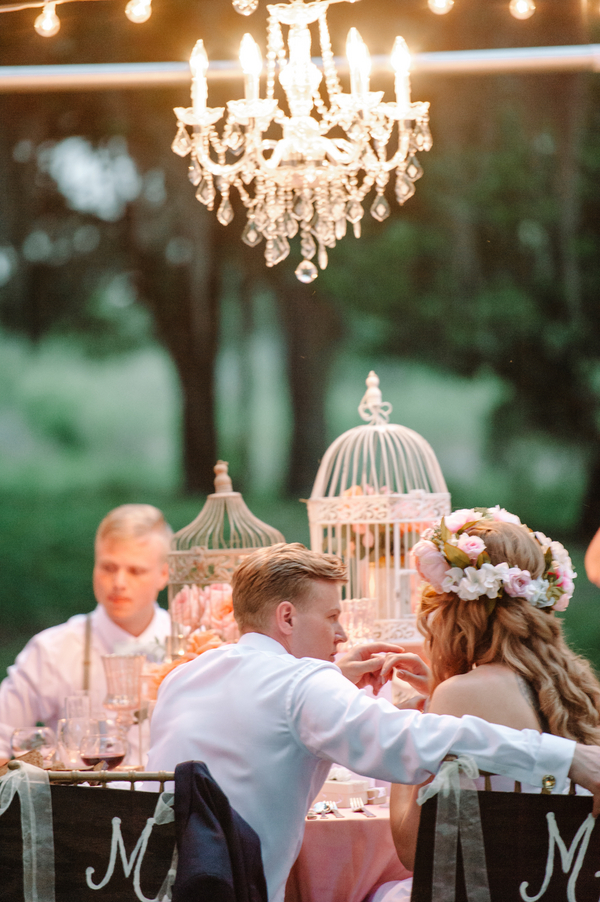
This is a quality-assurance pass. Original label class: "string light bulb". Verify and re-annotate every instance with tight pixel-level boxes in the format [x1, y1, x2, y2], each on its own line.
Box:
[125, 0, 151, 23]
[34, 2, 60, 36]
[509, 0, 535, 19]
[428, 0, 454, 14]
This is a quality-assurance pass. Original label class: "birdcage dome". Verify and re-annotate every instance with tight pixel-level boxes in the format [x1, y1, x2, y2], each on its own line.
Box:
[167, 462, 285, 654]
[307, 372, 450, 647]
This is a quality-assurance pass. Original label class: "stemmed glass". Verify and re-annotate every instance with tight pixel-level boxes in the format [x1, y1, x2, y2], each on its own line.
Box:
[80, 729, 127, 770]
[11, 727, 56, 765]
[101, 654, 144, 735]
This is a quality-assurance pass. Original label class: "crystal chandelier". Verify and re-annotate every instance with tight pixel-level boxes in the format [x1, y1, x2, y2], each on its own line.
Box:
[171, 0, 432, 283]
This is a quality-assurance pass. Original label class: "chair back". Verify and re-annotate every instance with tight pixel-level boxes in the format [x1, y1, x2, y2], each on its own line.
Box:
[411, 790, 600, 902]
[0, 782, 176, 901]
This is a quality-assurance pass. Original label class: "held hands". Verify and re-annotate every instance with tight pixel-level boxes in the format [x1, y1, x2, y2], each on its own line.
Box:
[336, 643, 432, 697]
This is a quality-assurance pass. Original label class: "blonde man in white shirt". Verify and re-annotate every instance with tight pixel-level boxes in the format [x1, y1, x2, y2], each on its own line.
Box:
[147, 543, 600, 902]
[0, 504, 172, 763]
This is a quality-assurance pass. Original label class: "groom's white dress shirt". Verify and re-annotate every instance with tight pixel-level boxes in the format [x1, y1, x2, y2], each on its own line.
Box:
[147, 632, 575, 902]
[0, 603, 170, 762]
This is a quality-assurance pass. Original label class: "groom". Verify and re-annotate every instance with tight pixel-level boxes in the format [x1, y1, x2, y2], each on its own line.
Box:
[148, 543, 600, 902]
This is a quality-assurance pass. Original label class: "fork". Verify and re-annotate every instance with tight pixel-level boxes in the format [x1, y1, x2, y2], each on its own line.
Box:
[326, 800, 344, 818]
[350, 796, 375, 817]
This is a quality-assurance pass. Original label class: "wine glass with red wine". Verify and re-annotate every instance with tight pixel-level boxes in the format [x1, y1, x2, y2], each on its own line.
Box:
[80, 731, 126, 770]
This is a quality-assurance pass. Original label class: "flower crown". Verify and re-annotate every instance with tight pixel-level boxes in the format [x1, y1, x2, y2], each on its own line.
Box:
[412, 506, 576, 612]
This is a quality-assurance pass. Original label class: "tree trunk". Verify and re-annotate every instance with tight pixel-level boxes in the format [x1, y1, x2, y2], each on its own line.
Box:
[128, 145, 221, 496]
[271, 274, 343, 498]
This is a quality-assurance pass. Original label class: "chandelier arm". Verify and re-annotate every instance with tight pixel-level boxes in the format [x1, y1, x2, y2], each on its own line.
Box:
[194, 142, 254, 179]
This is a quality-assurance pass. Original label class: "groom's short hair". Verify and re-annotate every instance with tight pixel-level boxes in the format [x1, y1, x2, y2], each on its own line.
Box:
[232, 543, 347, 631]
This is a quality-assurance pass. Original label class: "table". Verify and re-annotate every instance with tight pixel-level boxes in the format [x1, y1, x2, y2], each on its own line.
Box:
[285, 806, 412, 902]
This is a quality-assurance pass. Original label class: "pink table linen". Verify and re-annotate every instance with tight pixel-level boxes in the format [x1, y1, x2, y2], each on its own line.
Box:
[284, 807, 412, 902]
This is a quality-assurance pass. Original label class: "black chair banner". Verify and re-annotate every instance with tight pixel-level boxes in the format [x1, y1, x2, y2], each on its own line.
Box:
[0, 784, 176, 902]
[412, 791, 599, 902]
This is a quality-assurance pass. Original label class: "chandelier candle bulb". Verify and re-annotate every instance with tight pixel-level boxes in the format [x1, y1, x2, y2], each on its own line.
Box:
[190, 40, 209, 116]
[34, 1, 60, 36]
[346, 28, 371, 101]
[391, 37, 411, 116]
[124, 0, 151, 24]
[428, 0, 454, 13]
[240, 33, 262, 101]
[509, 0, 535, 18]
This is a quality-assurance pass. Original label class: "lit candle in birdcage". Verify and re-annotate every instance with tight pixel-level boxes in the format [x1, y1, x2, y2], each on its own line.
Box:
[307, 372, 451, 650]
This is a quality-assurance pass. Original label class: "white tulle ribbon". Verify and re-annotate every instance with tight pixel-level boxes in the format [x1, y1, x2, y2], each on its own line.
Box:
[0, 761, 55, 902]
[417, 755, 491, 902]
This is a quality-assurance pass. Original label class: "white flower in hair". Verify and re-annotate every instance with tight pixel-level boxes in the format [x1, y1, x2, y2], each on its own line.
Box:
[524, 577, 553, 608]
[459, 564, 506, 601]
[534, 531, 552, 553]
[549, 541, 572, 569]
[441, 567, 464, 594]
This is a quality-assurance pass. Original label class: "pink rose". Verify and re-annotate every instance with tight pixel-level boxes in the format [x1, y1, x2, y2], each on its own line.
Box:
[553, 594, 570, 612]
[171, 584, 205, 631]
[489, 505, 521, 525]
[554, 567, 574, 597]
[413, 540, 450, 592]
[445, 509, 482, 533]
[456, 533, 486, 561]
[502, 567, 532, 598]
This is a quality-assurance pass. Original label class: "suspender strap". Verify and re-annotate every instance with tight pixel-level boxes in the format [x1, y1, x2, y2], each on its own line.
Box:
[82, 613, 92, 692]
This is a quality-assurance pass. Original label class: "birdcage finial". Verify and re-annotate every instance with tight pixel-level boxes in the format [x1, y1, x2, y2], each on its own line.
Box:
[214, 460, 234, 494]
[358, 371, 392, 425]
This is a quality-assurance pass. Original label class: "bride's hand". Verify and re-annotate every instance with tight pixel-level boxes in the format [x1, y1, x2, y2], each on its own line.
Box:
[380, 652, 432, 697]
[336, 642, 405, 694]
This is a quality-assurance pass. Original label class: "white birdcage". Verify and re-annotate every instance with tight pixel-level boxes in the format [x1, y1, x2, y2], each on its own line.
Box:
[307, 372, 451, 646]
[168, 461, 285, 649]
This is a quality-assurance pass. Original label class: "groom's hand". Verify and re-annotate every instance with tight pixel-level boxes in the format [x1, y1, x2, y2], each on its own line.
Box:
[336, 642, 405, 695]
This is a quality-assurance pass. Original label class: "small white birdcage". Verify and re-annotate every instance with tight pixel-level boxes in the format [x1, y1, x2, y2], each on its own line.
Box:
[307, 372, 451, 647]
[168, 461, 285, 649]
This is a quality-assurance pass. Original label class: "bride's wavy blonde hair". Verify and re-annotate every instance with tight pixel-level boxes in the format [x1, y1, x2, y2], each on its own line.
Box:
[418, 519, 600, 745]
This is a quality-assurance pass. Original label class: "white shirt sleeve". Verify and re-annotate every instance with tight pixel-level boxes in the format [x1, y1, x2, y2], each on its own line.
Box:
[0, 630, 73, 757]
[286, 662, 574, 791]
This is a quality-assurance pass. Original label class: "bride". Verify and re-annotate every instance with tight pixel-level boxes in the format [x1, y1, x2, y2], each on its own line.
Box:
[370, 506, 600, 902]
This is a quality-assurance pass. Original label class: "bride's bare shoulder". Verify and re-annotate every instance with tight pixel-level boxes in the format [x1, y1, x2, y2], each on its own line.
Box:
[429, 664, 518, 720]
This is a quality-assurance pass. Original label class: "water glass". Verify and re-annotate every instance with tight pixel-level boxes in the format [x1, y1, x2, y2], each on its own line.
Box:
[11, 726, 56, 765]
[64, 694, 91, 720]
[57, 717, 94, 767]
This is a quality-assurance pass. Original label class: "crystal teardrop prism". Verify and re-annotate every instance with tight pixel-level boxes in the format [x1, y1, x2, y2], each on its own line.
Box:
[242, 219, 263, 247]
[284, 213, 298, 238]
[196, 178, 215, 206]
[232, 0, 258, 14]
[370, 194, 390, 222]
[292, 196, 307, 220]
[295, 260, 318, 283]
[346, 201, 364, 224]
[395, 174, 416, 205]
[172, 125, 192, 157]
[405, 156, 424, 182]
[271, 235, 290, 265]
[353, 220, 361, 238]
[217, 197, 234, 226]
[300, 231, 316, 259]
[188, 159, 202, 186]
